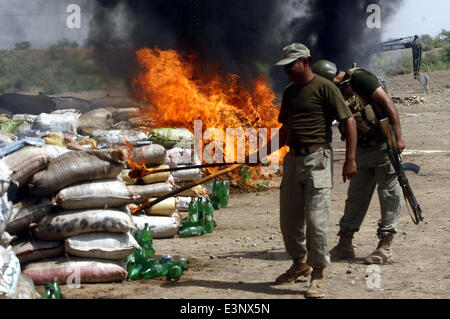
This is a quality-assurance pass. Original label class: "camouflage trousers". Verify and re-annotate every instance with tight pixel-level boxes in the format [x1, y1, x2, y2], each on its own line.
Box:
[340, 143, 402, 236]
[280, 148, 333, 269]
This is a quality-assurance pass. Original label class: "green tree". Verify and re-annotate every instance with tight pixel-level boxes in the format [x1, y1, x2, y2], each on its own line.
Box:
[420, 34, 434, 51]
[433, 29, 450, 48]
[55, 38, 79, 49]
[14, 41, 31, 50]
[440, 44, 450, 63]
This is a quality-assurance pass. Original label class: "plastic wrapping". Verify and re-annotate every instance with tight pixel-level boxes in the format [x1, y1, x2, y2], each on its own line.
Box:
[30, 149, 124, 196]
[32, 112, 80, 135]
[148, 128, 194, 149]
[0, 246, 21, 299]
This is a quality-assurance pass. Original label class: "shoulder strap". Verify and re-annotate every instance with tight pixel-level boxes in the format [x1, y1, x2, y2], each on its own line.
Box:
[340, 66, 365, 86]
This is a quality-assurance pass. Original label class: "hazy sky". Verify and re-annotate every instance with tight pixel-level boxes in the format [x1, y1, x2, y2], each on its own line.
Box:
[0, 0, 93, 49]
[383, 0, 450, 40]
[0, 0, 448, 49]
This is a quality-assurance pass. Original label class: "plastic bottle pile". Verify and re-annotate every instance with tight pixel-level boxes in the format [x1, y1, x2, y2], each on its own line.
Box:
[126, 223, 190, 282]
[177, 179, 230, 237]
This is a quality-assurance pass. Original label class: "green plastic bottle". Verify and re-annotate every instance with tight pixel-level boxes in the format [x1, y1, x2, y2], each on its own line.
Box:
[178, 225, 205, 237]
[50, 277, 62, 299]
[203, 200, 215, 234]
[127, 263, 143, 281]
[133, 230, 144, 247]
[174, 261, 188, 272]
[196, 197, 205, 226]
[172, 256, 190, 272]
[42, 284, 52, 299]
[219, 179, 230, 207]
[127, 249, 145, 280]
[239, 167, 251, 183]
[48, 288, 59, 299]
[212, 179, 221, 210]
[141, 223, 155, 258]
[188, 199, 199, 224]
[142, 263, 164, 279]
[158, 255, 174, 276]
[125, 254, 134, 271]
[167, 265, 183, 282]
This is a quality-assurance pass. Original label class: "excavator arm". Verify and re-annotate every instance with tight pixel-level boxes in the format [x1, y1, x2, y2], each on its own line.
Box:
[369, 35, 429, 89]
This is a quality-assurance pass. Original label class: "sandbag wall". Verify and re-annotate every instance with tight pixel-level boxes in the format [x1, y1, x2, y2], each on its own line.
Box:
[0, 94, 213, 290]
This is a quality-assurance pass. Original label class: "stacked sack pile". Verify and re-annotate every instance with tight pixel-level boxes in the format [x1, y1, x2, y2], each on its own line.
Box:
[15, 147, 176, 286]
[0, 96, 173, 289]
[0, 94, 226, 290]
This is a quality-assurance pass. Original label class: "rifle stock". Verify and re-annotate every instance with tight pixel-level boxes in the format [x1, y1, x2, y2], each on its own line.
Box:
[379, 118, 424, 224]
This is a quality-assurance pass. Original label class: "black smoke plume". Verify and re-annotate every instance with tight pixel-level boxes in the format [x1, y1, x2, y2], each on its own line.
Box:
[89, 0, 403, 95]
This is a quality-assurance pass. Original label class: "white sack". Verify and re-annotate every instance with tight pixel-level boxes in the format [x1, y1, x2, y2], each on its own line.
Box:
[65, 232, 140, 260]
[32, 112, 80, 135]
[32, 207, 132, 240]
[132, 212, 181, 239]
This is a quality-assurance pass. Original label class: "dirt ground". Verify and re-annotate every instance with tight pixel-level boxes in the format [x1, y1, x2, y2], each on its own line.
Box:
[37, 70, 450, 300]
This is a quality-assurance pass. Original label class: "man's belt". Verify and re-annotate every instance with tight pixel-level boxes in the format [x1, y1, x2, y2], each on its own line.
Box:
[357, 138, 384, 149]
[290, 143, 329, 156]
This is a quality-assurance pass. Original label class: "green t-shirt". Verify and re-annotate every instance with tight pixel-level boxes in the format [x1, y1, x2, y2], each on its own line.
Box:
[278, 75, 352, 146]
[350, 69, 381, 101]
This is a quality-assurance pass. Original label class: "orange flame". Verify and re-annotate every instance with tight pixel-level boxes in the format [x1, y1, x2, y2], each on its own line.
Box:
[131, 47, 287, 179]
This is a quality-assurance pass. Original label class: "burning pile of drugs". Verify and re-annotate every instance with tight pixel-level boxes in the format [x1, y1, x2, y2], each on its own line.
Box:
[0, 47, 286, 295]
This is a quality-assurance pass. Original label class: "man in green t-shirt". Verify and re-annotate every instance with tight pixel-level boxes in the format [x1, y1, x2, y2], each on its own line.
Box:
[312, 60, 406, 265]
[274, 43, 357, 299]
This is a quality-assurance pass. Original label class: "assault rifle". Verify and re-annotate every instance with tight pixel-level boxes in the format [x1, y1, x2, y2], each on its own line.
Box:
[379, 118, 424, 224]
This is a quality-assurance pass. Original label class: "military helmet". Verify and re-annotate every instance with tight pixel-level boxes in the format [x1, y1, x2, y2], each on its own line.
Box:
[312, 60, 338, 81]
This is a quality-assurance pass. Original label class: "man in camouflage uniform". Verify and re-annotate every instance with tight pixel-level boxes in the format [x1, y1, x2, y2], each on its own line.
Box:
[312, 60, 406, 264]
[274, 44, 357, 298]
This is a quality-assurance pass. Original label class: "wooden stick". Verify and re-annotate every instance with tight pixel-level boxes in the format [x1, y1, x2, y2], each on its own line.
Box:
[137, 162, 236, 176]
[130, 163, 244, 214]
